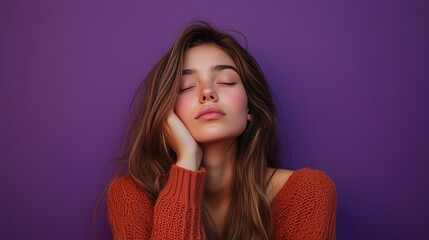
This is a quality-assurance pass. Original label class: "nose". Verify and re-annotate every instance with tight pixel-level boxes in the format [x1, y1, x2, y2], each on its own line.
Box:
[200, 87, 218, 103]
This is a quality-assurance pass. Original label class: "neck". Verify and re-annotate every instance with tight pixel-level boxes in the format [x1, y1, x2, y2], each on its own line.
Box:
[201, 140, 236, 236]
[201, 139, 236, 205]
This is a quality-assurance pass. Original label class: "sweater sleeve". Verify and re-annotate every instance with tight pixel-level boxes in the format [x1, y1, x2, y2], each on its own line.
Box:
[272, 169, 337, 240]
[107, 165, 207, 240]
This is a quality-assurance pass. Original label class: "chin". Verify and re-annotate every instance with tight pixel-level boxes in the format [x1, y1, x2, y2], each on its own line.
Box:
[192, 128, 246, 144]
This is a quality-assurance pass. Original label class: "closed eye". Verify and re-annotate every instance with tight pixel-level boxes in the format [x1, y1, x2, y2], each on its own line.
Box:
[179, 86, 196, 92]
[219, 82, 236, 86]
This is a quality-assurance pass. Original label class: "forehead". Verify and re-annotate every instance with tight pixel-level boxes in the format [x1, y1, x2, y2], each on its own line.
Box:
[183, 44, 237, 68]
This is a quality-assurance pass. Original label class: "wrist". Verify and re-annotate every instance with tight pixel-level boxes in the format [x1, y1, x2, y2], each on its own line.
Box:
[176, 153, 200, 171]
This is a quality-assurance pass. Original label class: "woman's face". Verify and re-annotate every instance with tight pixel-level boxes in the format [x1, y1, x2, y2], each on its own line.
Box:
[174, 44, 250, 144]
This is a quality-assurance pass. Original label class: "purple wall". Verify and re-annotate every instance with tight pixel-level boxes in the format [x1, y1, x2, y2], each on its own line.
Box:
[1, 0, 428, 239]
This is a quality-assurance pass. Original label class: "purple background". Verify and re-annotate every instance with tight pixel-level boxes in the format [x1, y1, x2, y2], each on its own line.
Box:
[1, 0, 428, 239]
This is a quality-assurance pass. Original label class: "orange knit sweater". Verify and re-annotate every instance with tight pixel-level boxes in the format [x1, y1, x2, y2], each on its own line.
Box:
[108, 165, 336, 239]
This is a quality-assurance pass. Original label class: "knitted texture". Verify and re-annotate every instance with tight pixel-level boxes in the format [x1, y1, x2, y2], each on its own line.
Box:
[271, 168, 337, 239]
[108, 166, 336, 239]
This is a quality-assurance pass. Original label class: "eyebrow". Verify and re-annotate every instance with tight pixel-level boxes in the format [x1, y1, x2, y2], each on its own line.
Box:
[182, 65, 239, 76]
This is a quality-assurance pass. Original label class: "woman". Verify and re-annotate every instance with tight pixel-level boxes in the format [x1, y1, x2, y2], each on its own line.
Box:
[108, 21, 336, 239]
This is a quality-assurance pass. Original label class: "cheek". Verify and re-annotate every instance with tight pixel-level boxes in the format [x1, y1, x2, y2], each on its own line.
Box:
[174, 95, 193, 121]
[225, 90, 248, 114]
[174, 98, 186, 117]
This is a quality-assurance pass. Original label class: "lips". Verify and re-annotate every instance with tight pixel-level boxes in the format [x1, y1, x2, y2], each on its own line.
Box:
[195, 105, 226, 120]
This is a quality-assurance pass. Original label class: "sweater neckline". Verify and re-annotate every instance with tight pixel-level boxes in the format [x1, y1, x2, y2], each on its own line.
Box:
[270, 167, 311, 208]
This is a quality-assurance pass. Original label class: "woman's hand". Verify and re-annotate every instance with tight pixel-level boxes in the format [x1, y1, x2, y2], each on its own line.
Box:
[165, 112, 202, 171]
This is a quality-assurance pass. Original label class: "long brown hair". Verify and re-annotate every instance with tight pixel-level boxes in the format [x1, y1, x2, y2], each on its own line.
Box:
[119, 20, 279, 240]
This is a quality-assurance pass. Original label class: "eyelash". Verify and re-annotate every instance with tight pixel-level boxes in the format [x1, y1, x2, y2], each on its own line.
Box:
[179, 82, 236, 92]
[179, 86, 195, 92]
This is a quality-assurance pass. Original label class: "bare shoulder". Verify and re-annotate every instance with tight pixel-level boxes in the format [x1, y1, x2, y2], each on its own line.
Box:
[266, 167, 337, 206]
[266, 167, 294, 204]
[269, 169, 337, 238]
